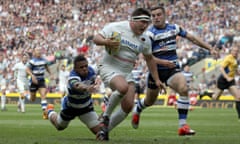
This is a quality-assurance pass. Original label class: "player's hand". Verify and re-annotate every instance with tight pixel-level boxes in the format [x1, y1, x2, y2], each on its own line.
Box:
[31, 75, 38, 84]
[105, 38, 120, 48]
[87, 85, 98, 93]
[155, 80, 166, 94]
[210, 48, 219, 59]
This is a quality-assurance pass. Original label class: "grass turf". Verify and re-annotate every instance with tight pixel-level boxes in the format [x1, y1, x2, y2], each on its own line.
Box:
[0, 104, 239, 144]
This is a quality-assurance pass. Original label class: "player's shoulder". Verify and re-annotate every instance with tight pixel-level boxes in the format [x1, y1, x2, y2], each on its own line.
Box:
[69, 70, 79, 78]
[140, 33, 151, 42]
[106, 21, 128, 30]
[88, 66, 96, 75]
[109, 20, 128, 26]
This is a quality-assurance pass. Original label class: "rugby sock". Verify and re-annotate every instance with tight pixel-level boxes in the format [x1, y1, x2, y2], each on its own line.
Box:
[41, 99, 48, 111]
[48, 110, 56, 118]
[103, 90, 123, 117]
[25, 94, 30, 101]
[235, 101, 240, 119]
[108, 106, 128, 131]
[177, 96, 189, 127]
[135, 98, 147, 113]
[60, 97, 64, 105]
[1, 95, 6, 109]
[20, 98, 25, 112]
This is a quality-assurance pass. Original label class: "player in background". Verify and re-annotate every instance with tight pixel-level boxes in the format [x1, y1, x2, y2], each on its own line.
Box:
[45, 55, 102, 136]
[0, 52, 7, 111]
[132, 59, 145, 104]
[26, 47, 53, 119]
[212, 46, 240, 119]
[57, 61, 69, 104]
[93, 8, 164, 141]
[132, 6, 217, 136]
[13, 54, 30, 113]
[182, 65, 197, 110]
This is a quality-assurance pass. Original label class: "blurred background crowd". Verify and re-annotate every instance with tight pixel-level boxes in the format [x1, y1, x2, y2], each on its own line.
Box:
[0, 0, 239, 95]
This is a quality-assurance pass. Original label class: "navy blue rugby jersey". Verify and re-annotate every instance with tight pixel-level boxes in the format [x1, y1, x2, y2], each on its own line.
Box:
[27, 57, 48, 81]
[146, 23, 187, 70]
[66, 66, 96, 109]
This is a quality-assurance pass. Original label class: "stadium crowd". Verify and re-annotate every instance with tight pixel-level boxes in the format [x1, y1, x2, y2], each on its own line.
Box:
[0, 0, 239, 95]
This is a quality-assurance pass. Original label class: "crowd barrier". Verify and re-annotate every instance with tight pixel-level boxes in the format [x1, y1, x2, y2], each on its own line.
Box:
[1, 93, 236, 109]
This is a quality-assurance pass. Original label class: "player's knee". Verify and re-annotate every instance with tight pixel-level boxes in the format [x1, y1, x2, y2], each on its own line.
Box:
[178, 86, 188, 96]
[121, 101, 134, 113]
[117, 86, 129, 96]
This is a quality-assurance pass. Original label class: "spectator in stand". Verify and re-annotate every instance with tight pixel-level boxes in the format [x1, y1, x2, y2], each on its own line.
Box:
[0, 0, 239, 94]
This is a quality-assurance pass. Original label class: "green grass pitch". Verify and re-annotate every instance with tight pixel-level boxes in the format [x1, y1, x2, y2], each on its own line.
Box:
[0, 104, 239, 144]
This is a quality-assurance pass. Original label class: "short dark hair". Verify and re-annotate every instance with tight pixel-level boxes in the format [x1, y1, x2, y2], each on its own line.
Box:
[131, 8, 151, 18]
[150, 6, 165, 14]
[74, 54, 87, 67]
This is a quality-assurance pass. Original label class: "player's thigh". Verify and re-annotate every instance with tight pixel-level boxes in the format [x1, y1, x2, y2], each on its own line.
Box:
[57, 113, 70, 129]
[145, 88, 160, 104]
[38, 81, 47, 97]
[229, 85, 240, 100]
[59, 83, 66, 92]
[0, 88, 6, 94]
[110, 75, 129, 94]
[168, 73, 188, 95]
[99, 64, 129, 92]
[121, 83, 135, 111]
[78, 111, 100, 129]
[17, 81, 25, 94]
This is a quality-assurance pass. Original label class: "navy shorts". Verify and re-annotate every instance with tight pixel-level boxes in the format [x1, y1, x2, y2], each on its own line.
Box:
[217, 75, 235, 90]
[147, 68, 180, 89]
[29, 79, 46, 92]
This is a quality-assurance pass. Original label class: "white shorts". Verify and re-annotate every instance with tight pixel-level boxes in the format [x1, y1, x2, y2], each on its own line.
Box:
[59, 83, 67, 92]
[98, 64, 134, 87]
[17, 79, 29, 93]
[79, 111, 100, 128]
[1, 85, 6, 90]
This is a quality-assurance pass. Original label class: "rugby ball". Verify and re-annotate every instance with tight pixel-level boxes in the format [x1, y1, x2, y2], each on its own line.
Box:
[105, 32, 121, 55]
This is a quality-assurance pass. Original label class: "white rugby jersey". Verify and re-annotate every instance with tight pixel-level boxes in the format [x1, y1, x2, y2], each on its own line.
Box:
[59, 70, 69, 84]
[0, 60, 7, 80]
[13, 62, 28, 82]
[99, 21, 152, 73]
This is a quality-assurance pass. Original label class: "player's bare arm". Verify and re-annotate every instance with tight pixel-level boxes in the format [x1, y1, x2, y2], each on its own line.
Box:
[93, 34, 120, 47]
[144, 54, 166, 93]
[219, 66, 233, 82]
[153, 56, 176, 68]
[74, 82, 97, 93]
[186, 32, 218, 56]
[26, 67, 38, 84]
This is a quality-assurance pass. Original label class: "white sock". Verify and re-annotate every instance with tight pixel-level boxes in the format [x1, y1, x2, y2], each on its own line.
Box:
[108, 106, 128, 131]
[61, 97, 64, 105]
[1, 95, 6, 109]
[41, 99, 48, 111]
[177, 96, 189, 127]
[20, 98, 25, 112]
[103, 90, 123, 117]
[25, 94, 30, 101]
[135, 98, 146, 114]
[49, 111, 57, 119]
